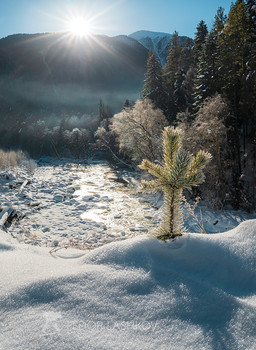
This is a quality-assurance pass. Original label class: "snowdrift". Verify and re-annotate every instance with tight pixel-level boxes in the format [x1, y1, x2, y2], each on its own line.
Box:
[1, 220, 256, 350]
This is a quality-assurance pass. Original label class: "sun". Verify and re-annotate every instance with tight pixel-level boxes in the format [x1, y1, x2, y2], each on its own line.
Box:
[68, 17, 92, 37]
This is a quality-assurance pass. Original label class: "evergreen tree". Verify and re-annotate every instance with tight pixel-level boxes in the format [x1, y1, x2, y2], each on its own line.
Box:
[192, 20, 209, 110]
[193, 30, 218, 109]
[181, 38, 194, 72]
[164, 32, 183, 91]
[164, 32, 191, 120]
[181, 67, 196, 112]
[98, 99, 112, 122]
[172, 38, 194, 113]
[213, 7, 227, 33]
[139, 126, 211, 240]
[221, 3, 249, 149]
[98, 98, 113, 131]
[193, 20, 208, 64]
[98, 98, 105, 122]
[245, 0, 256, 144]
[215, 0, 254, 208]
[173, 70, 187, 112]
[123, 99, 132, 109]
[218, 0, 250, 98]
[142, 50, 167, 113]
[244, 0, 256, 209]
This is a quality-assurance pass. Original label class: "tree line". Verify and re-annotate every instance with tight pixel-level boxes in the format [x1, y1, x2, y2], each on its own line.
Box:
[96, 0, 256, 211]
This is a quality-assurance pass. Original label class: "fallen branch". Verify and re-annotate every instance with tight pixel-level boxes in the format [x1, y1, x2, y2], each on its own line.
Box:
[0, 207, 24, 229]
[19, 180, 29, 194]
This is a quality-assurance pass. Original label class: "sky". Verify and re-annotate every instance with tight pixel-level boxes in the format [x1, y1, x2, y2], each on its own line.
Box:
[0, 0, 234, 39]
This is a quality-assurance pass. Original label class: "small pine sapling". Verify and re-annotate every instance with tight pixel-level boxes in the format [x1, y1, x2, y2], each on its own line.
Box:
[139, 126, 211, 241]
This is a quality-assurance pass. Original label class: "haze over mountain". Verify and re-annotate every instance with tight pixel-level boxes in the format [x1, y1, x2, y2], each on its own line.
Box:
[0, 32, 148, 112]
[0, 30, 191, 113]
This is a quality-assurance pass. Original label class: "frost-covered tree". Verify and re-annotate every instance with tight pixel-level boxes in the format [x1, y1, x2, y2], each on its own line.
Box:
[111, 99, 168, 163]
[139, 126, 211, 240]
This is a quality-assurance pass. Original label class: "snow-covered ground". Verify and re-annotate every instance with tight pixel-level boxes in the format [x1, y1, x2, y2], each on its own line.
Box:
[1, 219, 256, 349]
[1, 159, 256, 349]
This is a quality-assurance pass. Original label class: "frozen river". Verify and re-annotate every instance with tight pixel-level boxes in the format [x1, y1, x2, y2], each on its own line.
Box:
[1, 159, 160, 250]
[1, 158, 255, 251]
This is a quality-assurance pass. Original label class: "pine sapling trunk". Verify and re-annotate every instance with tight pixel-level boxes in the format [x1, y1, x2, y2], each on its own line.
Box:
[169, 190, 174, 236]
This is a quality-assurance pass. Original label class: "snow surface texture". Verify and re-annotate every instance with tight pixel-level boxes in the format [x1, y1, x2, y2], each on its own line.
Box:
[1, 220, 256, 349]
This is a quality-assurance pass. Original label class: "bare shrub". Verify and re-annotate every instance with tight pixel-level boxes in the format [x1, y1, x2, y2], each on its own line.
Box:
[0, 149, 36, 172]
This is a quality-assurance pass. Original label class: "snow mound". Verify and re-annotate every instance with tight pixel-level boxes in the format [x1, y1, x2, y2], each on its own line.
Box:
[84, 220, 256, 296]
[1, 221, 256, 349]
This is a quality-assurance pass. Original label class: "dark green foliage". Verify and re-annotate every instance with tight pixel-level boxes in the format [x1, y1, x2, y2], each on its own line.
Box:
[142, 50, 167, 113]
[164, 32, 183, 91]
[123, 99, 133, 109]
[188, 1, 256, 209]
[193, 31, 219, 109]
[193, 20, 208, 64]
[98, 98, 113, 132]
[213, 7, 227, 33]
[164, 32, 194, 120]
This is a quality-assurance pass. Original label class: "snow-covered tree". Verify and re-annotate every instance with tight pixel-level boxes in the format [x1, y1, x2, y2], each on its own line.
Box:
[193, 30, 218, 110]
[139, 126, 211, 240]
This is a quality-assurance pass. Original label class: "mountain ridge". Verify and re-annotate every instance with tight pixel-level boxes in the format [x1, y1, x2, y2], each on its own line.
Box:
[129, 30, 191, 65]
[0, 32, 148, 111]
[0, 29, 191, 112]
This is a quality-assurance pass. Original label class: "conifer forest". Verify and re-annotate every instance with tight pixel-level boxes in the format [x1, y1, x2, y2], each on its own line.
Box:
[97, 1, 256, 211]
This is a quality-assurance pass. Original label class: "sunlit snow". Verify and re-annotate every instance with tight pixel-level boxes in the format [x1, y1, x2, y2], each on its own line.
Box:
[1, 158, 256, 349]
